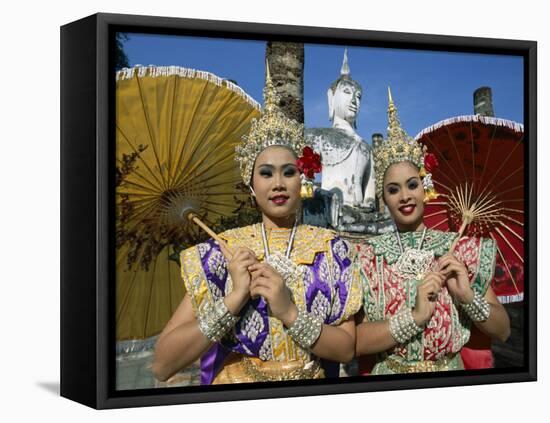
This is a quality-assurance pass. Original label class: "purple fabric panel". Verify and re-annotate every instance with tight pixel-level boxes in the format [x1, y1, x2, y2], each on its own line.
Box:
[200, 343, 230, 385]
[199, 239, 228, 295]
[197, 239, 271, 359]
[327, 237, 352, 324]
[222, 296, 270, 356]
[305, 252, 332, 321]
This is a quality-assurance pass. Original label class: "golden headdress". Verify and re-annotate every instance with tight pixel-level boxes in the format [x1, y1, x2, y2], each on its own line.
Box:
[373, 88, 437, 202]
[235, 63, 306, 186]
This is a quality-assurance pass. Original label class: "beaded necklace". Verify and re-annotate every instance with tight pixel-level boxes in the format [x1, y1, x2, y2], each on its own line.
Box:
[260, 221, 297, 260]
[261, 221, 299, 286]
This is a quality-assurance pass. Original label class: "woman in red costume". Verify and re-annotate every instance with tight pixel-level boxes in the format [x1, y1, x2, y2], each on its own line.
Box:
[355, 91, 510, 374]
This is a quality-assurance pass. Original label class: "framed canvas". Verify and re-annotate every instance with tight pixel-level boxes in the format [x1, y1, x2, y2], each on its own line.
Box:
[60, 12, 537, 409]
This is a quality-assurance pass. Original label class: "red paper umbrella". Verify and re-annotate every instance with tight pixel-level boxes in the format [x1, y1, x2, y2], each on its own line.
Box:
[416, 115, 525, 304]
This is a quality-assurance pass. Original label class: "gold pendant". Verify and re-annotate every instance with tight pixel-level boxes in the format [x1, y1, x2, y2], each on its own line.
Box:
[395, 248, 434, 281]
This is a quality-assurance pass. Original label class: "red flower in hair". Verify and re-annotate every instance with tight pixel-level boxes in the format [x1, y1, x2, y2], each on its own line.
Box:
[424, 153, 439, 173]
[296, 146, 322, 179]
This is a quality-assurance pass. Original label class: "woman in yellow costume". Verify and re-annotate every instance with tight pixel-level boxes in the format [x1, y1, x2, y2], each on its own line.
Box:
[355, 91, 511, 375]
[152, 69, 362, 384]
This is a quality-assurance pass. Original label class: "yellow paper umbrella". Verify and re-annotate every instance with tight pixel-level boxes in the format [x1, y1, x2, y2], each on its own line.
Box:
[116, 65, 261, 341]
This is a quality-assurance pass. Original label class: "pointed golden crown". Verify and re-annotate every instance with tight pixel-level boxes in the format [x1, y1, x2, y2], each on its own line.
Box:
[235, 62, 306, 185]
[373, 88, 425, 200]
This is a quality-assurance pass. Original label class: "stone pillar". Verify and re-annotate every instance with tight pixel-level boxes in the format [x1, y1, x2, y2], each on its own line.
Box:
[474, 87, 495, 117]
[372, 132, 383, 149]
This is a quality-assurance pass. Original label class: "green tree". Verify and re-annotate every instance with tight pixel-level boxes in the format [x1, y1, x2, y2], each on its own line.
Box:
[115, 33, 130, 70]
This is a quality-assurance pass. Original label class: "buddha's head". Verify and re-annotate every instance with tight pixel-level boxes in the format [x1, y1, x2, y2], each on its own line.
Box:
[327, 49, 363, 128]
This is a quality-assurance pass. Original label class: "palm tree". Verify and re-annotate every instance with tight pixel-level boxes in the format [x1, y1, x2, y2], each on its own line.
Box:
[265, 42, 304, 123]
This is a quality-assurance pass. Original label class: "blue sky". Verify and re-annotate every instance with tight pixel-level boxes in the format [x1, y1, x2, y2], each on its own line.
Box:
[121, 33, 524, 143]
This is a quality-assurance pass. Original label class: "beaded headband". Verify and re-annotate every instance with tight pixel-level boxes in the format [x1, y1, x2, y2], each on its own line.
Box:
[235, 64, 306, 186]
[373, 88, 437, 202]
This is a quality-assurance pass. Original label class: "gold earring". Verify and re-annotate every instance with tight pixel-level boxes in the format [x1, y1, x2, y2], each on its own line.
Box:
[249, 187, 257, 207]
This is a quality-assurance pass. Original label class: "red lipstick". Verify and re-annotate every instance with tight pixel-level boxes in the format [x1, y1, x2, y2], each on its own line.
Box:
[271, 195, 289, 205]
[398, 204, 416, 216]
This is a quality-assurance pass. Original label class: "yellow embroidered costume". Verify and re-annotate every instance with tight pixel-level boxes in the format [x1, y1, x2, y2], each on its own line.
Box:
[181, 224, 361, 383]
[179, 64, 361, 384]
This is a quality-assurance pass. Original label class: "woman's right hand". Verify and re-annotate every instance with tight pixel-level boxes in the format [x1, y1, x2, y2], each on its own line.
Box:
[219, 244, 258, 296]
[218, 244, 259, 315]
[412, 272, 445, 327]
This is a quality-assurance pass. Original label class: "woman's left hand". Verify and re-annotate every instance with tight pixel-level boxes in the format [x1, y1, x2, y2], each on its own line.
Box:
[248, 262, 297, 326]
[438, 253, 474, 303]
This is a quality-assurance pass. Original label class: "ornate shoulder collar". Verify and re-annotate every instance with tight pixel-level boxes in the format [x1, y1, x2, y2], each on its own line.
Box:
[291, 224, 337, 264]
[366, 229, 458, 264]
[218, 224, 263, 256]
[219, 224, 336, 265]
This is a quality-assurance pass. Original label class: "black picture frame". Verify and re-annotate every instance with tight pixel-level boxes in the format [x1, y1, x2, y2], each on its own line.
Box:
[60, 12, 537, 409]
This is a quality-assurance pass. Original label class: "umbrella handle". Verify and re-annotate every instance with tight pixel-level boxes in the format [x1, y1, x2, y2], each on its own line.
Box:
[448, 220, 469, 254]
[187, 213, 234, 257]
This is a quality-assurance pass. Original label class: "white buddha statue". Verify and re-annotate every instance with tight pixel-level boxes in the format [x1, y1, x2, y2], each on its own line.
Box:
[306, 49, 376, 218]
